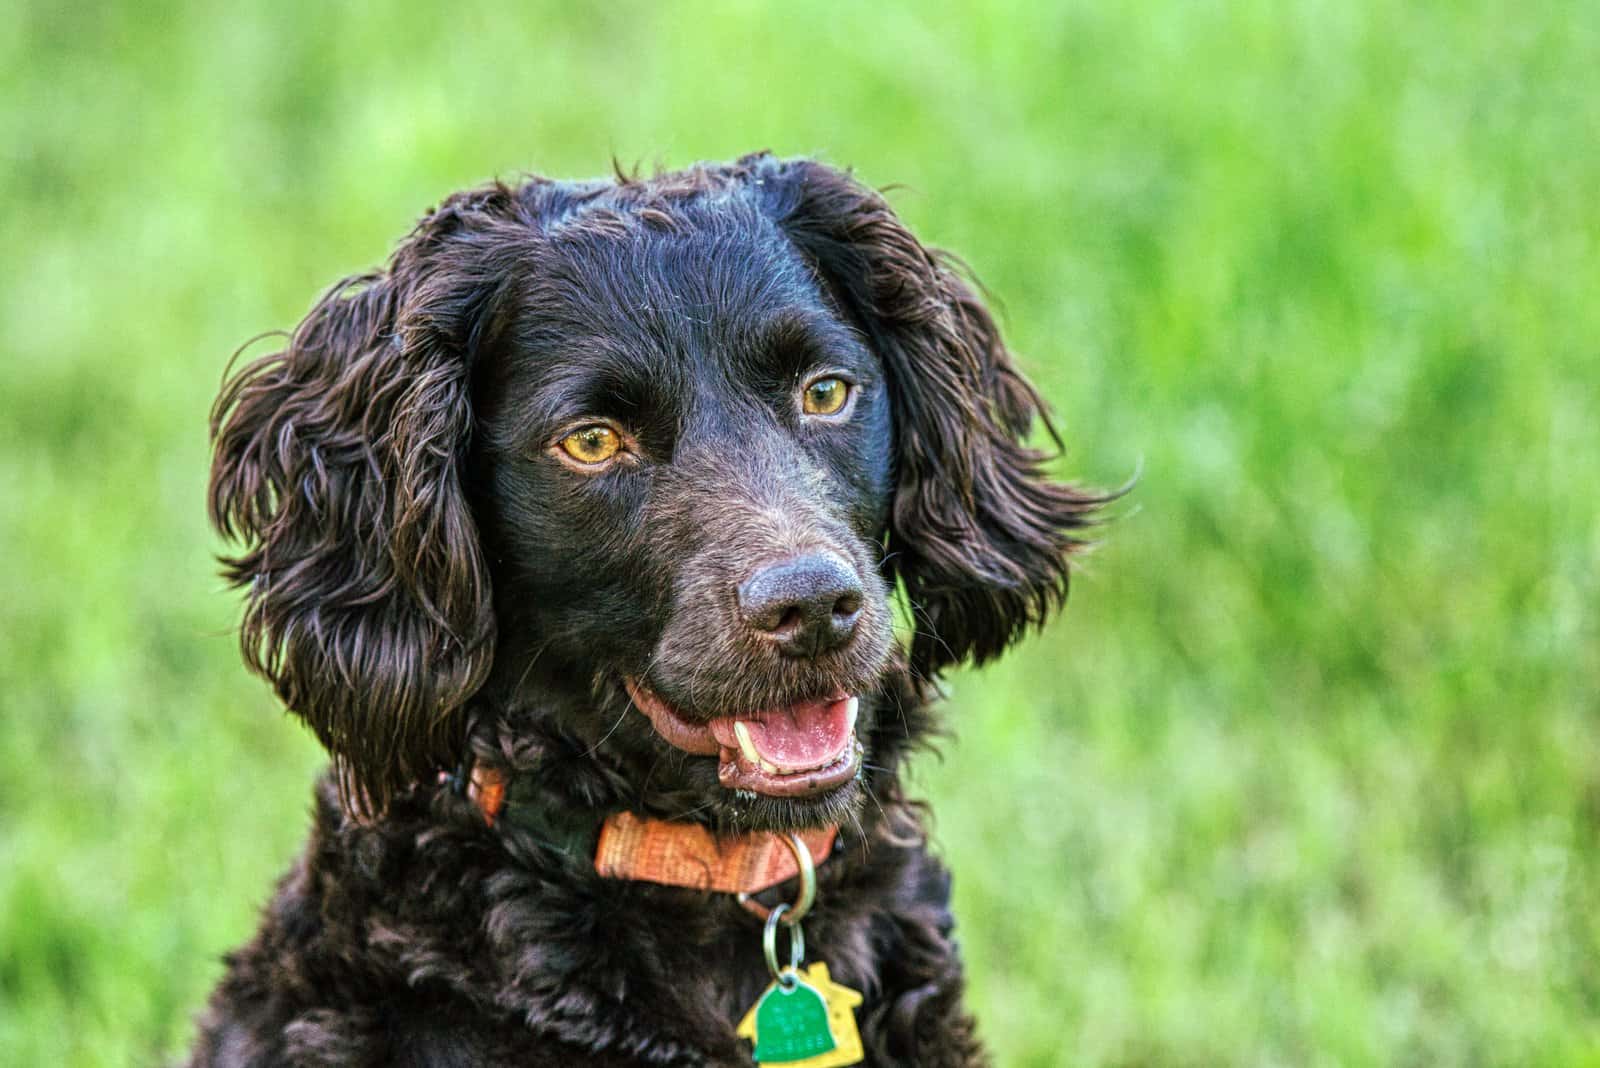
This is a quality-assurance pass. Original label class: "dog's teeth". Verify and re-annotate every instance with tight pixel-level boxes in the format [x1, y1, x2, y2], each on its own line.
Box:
[844, 696, 859, 734]
[733, 720, 761, 765]
[758, 758, 780, 775]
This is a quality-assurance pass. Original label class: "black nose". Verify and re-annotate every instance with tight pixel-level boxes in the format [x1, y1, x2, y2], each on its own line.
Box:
[738, 552, 864, 658]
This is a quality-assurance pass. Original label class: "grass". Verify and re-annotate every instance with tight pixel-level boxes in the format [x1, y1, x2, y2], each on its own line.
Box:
[3, 1, 1598, 1064]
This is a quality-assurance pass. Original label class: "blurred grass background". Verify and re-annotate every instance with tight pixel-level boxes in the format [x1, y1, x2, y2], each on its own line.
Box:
[3, 1, 1598, 1064]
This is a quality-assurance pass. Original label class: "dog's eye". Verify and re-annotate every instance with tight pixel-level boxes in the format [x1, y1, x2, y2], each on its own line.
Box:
[801, 377, 851, 417]
[559, 425, 622, 465]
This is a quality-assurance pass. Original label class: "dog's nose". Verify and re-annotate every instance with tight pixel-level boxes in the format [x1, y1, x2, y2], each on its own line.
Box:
[738, 552, 863, 658]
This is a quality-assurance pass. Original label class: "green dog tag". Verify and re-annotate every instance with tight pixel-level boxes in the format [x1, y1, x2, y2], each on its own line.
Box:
[737, 962, 863, 1068]
[752, 975, 836, 1062]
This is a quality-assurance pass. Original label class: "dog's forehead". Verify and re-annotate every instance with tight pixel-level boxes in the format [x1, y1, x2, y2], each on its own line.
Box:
[551, 199, 818, 328]
[497, 198, 849, 398]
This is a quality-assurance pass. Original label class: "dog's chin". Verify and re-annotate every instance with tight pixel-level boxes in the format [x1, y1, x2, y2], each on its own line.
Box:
[624, 678, 869, 830]
[720, 777, 867, 834]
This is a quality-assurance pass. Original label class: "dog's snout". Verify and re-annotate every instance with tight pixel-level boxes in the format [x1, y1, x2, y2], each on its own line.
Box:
[738, 552, 863, 658]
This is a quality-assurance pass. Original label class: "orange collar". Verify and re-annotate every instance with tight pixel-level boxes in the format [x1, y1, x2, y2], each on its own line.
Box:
[461, 765, 837, 897]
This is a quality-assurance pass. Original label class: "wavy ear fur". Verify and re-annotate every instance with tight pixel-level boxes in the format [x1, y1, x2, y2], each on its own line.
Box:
[757, 157, 1104, 676]
[209, 186, 530, 815]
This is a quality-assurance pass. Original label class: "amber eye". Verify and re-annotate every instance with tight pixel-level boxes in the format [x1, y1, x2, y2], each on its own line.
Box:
[559, 424, 622, 465]
[801, 376, 850, 416]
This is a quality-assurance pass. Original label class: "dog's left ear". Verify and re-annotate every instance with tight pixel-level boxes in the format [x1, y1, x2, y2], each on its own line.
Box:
[751, 156, 1104, 677]
[208, 186, 529, 816]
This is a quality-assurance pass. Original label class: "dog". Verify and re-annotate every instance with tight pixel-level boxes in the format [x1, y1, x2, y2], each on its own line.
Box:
[191, 153, 1100, 1067]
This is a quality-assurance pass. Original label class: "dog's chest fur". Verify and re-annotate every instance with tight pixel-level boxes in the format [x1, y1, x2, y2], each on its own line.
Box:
[190, 775, 985, 1067]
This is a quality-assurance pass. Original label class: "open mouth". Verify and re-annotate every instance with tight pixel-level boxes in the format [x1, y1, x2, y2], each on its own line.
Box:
[624, 679, 863, 799]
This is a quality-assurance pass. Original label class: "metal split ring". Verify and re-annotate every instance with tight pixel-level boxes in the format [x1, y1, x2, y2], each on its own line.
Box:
[737, 832, 817, 926]
[762, 902, 806, 986]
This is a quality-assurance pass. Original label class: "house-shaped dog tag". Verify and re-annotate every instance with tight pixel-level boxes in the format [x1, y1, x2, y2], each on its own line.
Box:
[736, 962, 863, 1067]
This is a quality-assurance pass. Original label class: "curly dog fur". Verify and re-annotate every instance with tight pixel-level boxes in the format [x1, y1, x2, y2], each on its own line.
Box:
[191, 153, 1100, 1066]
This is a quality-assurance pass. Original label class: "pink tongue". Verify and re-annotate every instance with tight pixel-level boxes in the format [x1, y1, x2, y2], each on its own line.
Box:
[710, 697, 855, 772]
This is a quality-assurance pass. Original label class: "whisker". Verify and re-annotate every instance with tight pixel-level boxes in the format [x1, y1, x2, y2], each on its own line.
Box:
[580, 693, 631, 758]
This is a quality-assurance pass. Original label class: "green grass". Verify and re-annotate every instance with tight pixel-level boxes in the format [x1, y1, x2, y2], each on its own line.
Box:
[4, 2, 1598, 1064]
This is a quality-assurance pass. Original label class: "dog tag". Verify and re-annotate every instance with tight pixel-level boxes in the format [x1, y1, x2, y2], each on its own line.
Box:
[736, 962, 863, 1068]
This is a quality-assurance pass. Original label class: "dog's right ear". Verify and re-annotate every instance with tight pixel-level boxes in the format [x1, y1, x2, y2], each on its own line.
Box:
[209, 187, 529, 816]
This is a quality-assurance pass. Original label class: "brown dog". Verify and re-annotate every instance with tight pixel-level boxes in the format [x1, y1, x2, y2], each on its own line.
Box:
[192, 153, 1100, 1066]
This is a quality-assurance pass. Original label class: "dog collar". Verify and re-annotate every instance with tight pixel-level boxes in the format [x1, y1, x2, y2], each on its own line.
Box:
[454, 764, 838, 896]
[451, 763, 865, 1063]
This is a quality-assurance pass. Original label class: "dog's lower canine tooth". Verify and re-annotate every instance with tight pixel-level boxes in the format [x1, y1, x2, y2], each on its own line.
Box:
[733, 721, 761, 765]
